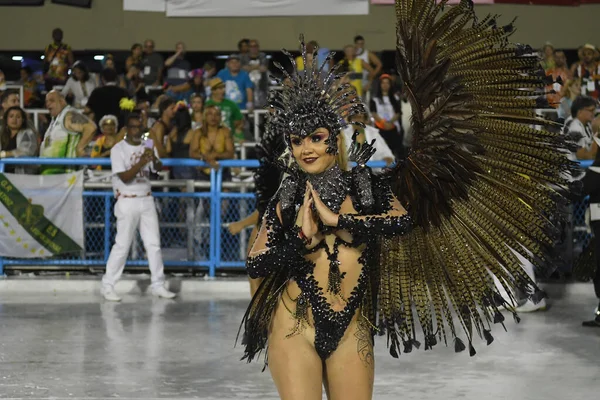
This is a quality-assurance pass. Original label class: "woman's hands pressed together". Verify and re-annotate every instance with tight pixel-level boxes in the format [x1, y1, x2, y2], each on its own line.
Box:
[301, 183, 318, 240]
[307, 181, 339, 228]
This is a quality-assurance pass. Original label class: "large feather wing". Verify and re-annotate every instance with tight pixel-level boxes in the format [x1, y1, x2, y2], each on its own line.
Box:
[379, 0, 577, 356]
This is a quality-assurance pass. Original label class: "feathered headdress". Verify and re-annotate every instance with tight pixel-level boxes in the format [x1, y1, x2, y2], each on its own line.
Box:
[268, 35, 366, 154]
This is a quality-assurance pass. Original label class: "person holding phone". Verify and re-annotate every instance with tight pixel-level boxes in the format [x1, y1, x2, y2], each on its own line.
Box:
[101, 112, 176, 302]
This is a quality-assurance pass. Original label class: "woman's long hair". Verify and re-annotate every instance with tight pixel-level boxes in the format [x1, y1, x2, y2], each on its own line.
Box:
[71, 61, 90, 82]
[374, 76, 400, 110]
[173, 106, 192, 140]
[1, 106, 27, 149]
[200, 104, 223, 138]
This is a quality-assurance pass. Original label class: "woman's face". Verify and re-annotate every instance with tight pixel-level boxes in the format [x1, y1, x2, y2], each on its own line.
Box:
[74, 67, 84, 81]
[191, 96, 203, 112]
[105, 59, 115, 69]
[205, 106, 221, 126]
[133, 45, 143, 57]
[6, 109, 23, 131]
[101, 122, 116, 136]
[290, 128, 336, 175]
[380, 78, 391, 93]
[543, 45, 554, 58]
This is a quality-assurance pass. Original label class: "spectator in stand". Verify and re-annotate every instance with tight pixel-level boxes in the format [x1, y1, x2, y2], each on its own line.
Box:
[546, 50, 572, 109]
[148, 96, 176, 158]
[91, 115, 121, 170]
[354, 35, 382, 96]
[205, 78, 244, 144]
[339, 44, 374, 99]
[102, 54, 126, 88]
[0, 90, 20, 122]
[190, 104, 234, 180]
[43, 28, 74, 91]
[241, 39, 269, 108]
[571, 44, 600, 99]
[564, 95, 598, 161]
[558, 79, 582, 122]
[190, 93, 204, 130]
[85, 68, 129, 129]
[41, 91, 96, 174]
[91, 115, 120, 157]
[19, 67, 41, 108]
[126, 43, 143, 70]
[202, 60, 218, 98]
[61, 61, 96, 109]
[167, 68, 204, 102]
[164, 42, 191, 101]
[238, 38, 250, 58]
[370, 74, 403, 159]
[296, 41, 333, 74]
[123, 64, 145, 98]
[540, 43, 555, 71]
[166, 104, 197, 180]
[141, 39, 164, 87]
[136, 98, 154, 129]
[0, 106, 38, 174]
[342, 113, 394, 166]
[217, 54, 254, 111]
[0, 70, 5, 91]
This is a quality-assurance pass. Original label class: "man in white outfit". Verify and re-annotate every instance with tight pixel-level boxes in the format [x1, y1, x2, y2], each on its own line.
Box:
[101, 112, 176, 301]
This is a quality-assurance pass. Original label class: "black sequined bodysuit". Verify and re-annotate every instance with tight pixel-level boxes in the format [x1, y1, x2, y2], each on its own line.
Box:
[241, 166, 412, 363]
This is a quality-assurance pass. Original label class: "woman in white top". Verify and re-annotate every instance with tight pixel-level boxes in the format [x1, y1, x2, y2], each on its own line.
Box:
[370, 74, 403, 159]
[61, 61, 96, 108]
[0, 106, 38, 174]
[342, 113, 394, 166]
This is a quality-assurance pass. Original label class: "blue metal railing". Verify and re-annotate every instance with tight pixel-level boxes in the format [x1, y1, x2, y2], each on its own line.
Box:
[0, 157, 587, 277]
[0, 158, 386, 277]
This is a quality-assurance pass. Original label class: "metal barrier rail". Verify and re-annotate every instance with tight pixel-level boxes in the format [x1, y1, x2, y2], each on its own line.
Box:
[24, 108, 269, 142]
[0, 157, 588, 277]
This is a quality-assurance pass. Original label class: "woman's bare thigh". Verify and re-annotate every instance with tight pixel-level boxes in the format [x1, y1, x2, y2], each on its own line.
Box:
[323, 314, 374, 400]
[267, 298, 323, 400]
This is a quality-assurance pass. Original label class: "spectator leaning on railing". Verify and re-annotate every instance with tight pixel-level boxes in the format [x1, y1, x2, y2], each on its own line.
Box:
[40, 91, 96, 175]
[0, 106, 38, 174]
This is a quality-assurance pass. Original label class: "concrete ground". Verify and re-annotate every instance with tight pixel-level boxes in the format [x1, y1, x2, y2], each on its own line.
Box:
[0, 278, 598, 400]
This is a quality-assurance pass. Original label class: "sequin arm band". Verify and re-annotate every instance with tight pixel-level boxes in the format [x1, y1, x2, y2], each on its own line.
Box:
[337, 213, 413, 237]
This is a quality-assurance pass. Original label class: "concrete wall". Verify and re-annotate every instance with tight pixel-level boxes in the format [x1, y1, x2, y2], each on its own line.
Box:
[0, 0, 596, 51]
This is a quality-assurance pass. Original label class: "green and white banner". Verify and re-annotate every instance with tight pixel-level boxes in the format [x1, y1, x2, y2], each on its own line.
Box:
[0, 171, 83, 258]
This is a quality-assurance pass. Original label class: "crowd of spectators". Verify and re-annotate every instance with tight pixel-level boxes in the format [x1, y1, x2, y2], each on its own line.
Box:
[0, 29, 403, 179]
[1, 29, 600, 181]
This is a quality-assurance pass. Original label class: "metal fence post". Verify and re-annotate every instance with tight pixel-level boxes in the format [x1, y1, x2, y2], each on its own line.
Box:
[213, 166, 224, 277]
[209, 169, 217, 278]
[104, 194, 112, 263]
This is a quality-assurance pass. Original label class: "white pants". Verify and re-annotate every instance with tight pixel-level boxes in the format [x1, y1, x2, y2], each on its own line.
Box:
[102, 196, 165, 290]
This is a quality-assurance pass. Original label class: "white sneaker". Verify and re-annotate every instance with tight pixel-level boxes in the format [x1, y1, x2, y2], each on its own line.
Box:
[101, 287, 122, 302]
[516, 298, 547, 313]
[151, 286, 177, 299]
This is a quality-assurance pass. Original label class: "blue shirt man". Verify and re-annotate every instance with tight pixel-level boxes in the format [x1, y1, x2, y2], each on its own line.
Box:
[216, 54, 254, 110]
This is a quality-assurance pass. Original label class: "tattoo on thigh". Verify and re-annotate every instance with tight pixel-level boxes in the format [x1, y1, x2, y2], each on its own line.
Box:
[355, 317, 374, 366]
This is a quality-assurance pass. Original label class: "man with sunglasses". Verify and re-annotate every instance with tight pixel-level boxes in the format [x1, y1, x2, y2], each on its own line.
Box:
[101, 113, 176, 301]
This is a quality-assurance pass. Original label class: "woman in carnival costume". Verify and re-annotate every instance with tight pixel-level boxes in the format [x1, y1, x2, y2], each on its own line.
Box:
[239, 1, 578, 398]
